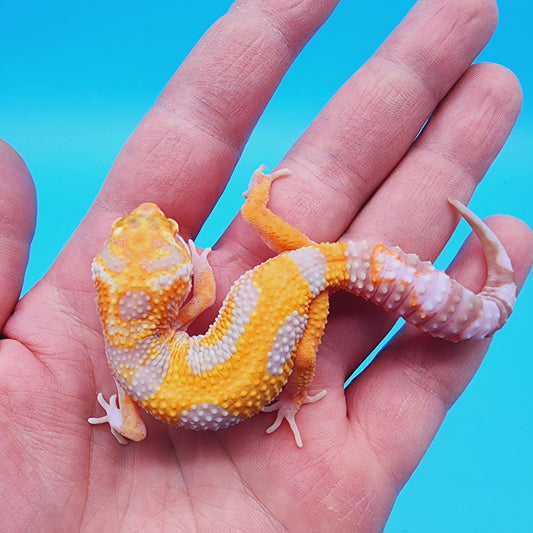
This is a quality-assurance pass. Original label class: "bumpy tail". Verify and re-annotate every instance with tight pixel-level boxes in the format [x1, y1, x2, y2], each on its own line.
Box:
[344, 200, 517, 341]
[447, 198, 517, 322]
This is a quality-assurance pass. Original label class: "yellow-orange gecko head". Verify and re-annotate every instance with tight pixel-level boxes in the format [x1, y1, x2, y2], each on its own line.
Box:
[92, 203, 194, 346]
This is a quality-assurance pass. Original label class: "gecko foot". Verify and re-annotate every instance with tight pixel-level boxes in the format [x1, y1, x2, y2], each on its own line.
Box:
[243, 165, 291, 198]
[88, 392, 146, 444]
[263, 389, 327, 447]
[187, 239, 211, 263]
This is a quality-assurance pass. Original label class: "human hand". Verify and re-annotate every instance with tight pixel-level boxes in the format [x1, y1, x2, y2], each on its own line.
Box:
[1, 0, 532, 531]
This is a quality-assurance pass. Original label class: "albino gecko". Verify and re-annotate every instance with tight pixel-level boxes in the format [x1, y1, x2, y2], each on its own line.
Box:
[88, 167, 516, 447]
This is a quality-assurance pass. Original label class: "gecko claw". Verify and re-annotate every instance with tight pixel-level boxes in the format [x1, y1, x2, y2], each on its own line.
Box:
[88, 393, 129, 445]
[188, 239, 211, 261]
[263, 390, 327, 448]
[88, 391, 146, 444]
[243, 165, 291, 198]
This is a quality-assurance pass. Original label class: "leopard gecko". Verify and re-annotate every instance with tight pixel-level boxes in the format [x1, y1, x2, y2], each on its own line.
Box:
[88, 167, 516, 447]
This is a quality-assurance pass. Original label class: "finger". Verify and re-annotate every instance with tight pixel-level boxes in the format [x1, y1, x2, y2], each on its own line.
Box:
[348, 63, 523, 254]
[345, 215, 533, 490]
[0, 140, 36, 330]
[92, 0, 340, 237]
[221, 0, 499, 255]
[315, 63, 522, 377]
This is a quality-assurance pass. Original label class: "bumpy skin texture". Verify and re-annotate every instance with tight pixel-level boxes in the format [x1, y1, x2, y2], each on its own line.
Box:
[89, 168, 517, 447]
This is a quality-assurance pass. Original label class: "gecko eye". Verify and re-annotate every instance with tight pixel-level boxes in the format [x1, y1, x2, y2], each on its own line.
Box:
[168, 218, 179, 235]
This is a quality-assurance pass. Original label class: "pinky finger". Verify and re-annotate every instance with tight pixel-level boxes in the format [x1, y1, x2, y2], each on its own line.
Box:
[0, 140, 36, 330]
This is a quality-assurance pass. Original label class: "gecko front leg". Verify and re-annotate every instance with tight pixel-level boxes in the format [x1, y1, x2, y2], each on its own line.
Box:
[88, 380, 146, 444]
[174, 241, 216, 330]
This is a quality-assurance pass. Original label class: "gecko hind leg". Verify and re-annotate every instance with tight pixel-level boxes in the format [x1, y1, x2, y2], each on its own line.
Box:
[263, 291, 330, 447]
[241, 166, 315, 253]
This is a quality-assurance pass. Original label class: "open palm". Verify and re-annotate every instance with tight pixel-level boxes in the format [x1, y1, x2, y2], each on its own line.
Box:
[1, 0, 531, 531]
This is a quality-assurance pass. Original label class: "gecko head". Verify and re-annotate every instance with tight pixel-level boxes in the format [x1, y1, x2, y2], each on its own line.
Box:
[105, 203, 191, 268]
[111, 202, 180, 240]
[92, 203, 194, 328]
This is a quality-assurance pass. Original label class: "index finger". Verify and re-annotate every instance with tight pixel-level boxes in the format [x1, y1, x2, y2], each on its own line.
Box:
[91, 0, 340, 236]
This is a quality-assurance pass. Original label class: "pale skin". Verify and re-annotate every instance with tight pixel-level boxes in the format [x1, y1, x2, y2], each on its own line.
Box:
[1, 0, 532, 531]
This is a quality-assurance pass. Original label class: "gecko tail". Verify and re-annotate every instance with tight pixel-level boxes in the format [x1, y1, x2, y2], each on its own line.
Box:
[448, 198, 517, 323]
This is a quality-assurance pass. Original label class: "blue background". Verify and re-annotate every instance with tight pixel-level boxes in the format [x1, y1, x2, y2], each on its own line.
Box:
[2, 1, 531, 530]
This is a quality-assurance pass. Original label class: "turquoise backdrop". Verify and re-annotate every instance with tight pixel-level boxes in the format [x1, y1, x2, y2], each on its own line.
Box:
[2, 1, 531, 531]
